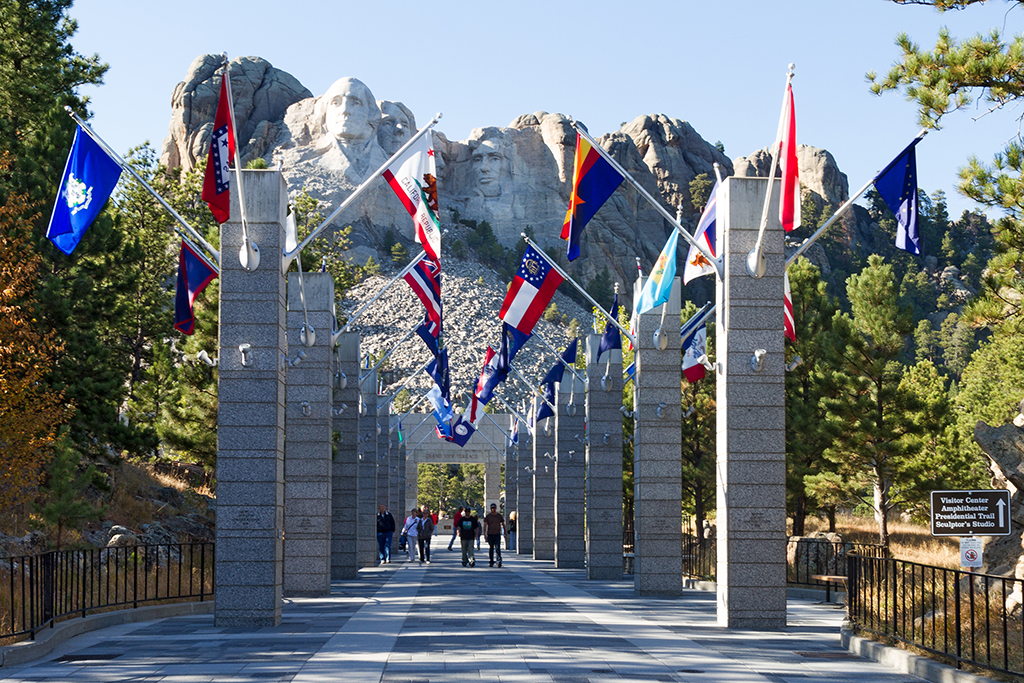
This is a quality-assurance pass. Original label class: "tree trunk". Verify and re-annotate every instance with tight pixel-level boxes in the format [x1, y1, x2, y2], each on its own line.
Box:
[826, 505, 836, 532]
[792, 494, 807, 536]
[874, 479, 889, 547]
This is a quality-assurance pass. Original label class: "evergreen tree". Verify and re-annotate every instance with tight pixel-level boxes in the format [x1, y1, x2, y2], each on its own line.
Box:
[688, 173, 713, 211]
[784, 258, 839, 535]
[938, 312, 976, 381]
[913, 319, 940, 365]
[34, 432, 106, 549]
[817, 255, 924, 546]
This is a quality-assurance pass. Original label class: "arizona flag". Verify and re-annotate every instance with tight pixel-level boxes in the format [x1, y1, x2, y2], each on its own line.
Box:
[561, 133, 624, 261]
[784, 270, 796, 342]
[47, 126, 122, 255]
[174, 242, 219, 335]
[682, 323, 707, 383]
[779, 80, 800, 232]
[202, 75, 235, 224]
[383, 134, 441, 264]
[500, 246, 564, 335]
[682, 179, 718, 284]
[635, 229, 679, 316]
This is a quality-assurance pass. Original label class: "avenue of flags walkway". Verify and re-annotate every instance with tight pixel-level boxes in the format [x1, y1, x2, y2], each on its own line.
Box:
[0, 552, 952, 683]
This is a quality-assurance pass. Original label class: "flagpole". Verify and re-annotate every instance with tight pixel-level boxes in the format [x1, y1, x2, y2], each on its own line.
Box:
[359, 319, 422, 385]
[390, 392, 428, 433]
[527, 332, 586, 386]
[473, 419, 509, 459]
[748, 65, 794, 279]
[481, 411, 512, 442]
[520, 234, 637, 348]
[64, 107, 221, 270]
[491, 393, 528, 426]
[508, 363, 558, 413]
[283, 115, 443, 272]
[335, 250, 428, 341]
[784, 128, 929, 270]
[681, 302, 714, 339]
[221, 55, 258, 271]
[570, 121, 720, 280]
[406, 412, 437, 455]
[381, 356, 433, 405]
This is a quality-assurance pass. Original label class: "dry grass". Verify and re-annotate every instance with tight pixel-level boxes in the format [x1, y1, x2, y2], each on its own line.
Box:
[801, 514, 961, 569]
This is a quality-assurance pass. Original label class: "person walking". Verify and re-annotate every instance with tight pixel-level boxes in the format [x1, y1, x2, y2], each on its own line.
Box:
[418, 506, 435, 564]
[473, 508, 482, 550]
[421, 504, 438, 525]
[458, 509, 479, 567]
[447, 506, 464, 551]
[508, 511, 517, 551]
[376, 504, 396, 565]
[483, 503, 506, 567]
[402, 508, 421, 562]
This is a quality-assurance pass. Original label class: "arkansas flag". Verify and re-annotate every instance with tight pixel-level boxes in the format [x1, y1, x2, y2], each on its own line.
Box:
[202, 75, 235, 223]
[682, 323, 707, 383]
[784, 270, 796, 342]
[383, 134, 441, 264]
[174, 242, 219, 335]
[500, 246, 564, 336]
[779, 80, 800, 232]
[682, 178, 719, 284]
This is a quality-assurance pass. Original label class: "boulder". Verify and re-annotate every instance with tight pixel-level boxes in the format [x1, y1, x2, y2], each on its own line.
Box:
[733, 144, 849, 209]
[973, 421, 1024, 609]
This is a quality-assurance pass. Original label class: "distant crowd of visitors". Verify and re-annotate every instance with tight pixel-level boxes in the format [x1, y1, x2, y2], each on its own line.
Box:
[375, 503, 515, 568]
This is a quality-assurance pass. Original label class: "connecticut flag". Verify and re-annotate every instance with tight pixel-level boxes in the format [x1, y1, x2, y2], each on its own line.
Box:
[682, 179, 718, 285]
[561, 133, 623, 261]
[202, 75, 235, 224]
[500, 246, 564, 335]
[46, 126, 122, 255]
[383, 134, 441, 264]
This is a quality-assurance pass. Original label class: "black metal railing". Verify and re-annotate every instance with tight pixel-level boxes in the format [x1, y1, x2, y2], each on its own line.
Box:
[1, 542, 214, 642]
[847, 553, 1024, 679]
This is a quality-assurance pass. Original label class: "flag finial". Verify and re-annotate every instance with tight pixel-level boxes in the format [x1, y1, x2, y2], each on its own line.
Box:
[788, 63, 796, 75]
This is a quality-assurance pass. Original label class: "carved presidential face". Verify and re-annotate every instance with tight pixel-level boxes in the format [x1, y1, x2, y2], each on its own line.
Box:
[378, 102, 413, 156]
[472, 140, 505, 197]
[323, 78, 379, 143]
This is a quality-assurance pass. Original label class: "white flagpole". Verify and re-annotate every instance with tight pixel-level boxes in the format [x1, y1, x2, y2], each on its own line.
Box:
[221, 55, 258, 271]
[520, 234, 637, 347]
[334, 250, 429, 341]
[380, 356, 433, 404]
[784, 129, 929, 269]
[521, 332, 586, 386]
[570, 122, 721, 280]
[64, 108, 221, 271]
[508, 363, 558, 412]
[748, 65, 794, 279]
[283, 114, 443, 272]
[359, 319, 423, 385]
[390, 392, 429, 433]
[491, 393, 528, 427]
[681, 302, 715, 339]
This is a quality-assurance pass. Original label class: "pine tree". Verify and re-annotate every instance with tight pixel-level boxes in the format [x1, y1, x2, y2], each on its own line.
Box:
[34, 432, 106, 550]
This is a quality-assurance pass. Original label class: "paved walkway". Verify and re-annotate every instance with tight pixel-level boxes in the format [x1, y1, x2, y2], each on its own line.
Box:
[0, 546, 932, 683]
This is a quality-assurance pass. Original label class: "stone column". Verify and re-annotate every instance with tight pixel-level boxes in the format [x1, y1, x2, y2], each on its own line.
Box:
[532, 396, 556, 561]
[389, 423, 401, 520]
[632, 275, 683, 596]
[398, 439, 409, 518]
[215, 170, 287, 627]
[484, 460, 501, 509]
[585, 334, 624, 580]
[331, 333, 359, 580]
[504, 435, 518, 521]
[283, 273, 334, 596]
[357, 369, 378, 567]
[517, 430, 534, 554]
[716, 176, 787, 628]
[376, 402, 390, 519]
[554, 376, 586, 569]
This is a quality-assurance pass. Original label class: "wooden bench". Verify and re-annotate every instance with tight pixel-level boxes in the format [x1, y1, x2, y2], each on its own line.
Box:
[811, 574, 847, 605]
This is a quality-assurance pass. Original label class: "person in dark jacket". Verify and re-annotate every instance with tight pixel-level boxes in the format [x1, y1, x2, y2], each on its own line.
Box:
[448, 506, 464, 551]
[458, 510, 480, 567]
[377, 504, 396, 564]
[418, 506, 435, 564]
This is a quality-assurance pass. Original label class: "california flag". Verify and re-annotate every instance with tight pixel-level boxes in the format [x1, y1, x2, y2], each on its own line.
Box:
[383, 134, 441, 264]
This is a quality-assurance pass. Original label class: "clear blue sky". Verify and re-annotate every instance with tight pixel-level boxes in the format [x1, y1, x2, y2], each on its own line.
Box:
[71, 0, 1022, 219]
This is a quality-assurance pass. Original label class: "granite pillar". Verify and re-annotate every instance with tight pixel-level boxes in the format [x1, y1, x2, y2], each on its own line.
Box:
[215, 170, 287, 627]
[632, 275, 683, 596]
[586, 334, 624, 580]
[331, 333, 359, 579]
[376, 402, 390, 520]
[357, 368, 378, 567]
[283, 273, 333, 596]
[716, 176, 787, 628]
[484, 460, 501, 509]
[517, 430, 534, 554]
[532, 396, 556, 561]
[504, 435, 518, 524]
[554, 376, 586, 568]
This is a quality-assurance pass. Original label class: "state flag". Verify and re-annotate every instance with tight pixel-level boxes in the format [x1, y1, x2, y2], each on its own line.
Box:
[874, 138, 922, 255]
[682, 323, 707, 383]
[46, 126, 122, 255]
[682, 179, 719, 284]
[561, 133, 624, 260]
[202, 75, 235, 224]
[383, 134, 441, 264]
[779, 80, 800, 232]
[174, 241, 219, 335]
[784, 270, 796, 342]
[597, 293, 622, 360]
[403, 255, 442, 335]
[635, 230, 679, 316]
[500, 246, 564, 335]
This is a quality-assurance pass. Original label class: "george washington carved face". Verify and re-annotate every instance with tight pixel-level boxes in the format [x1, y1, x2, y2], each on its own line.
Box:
[320, 77, 381, 144]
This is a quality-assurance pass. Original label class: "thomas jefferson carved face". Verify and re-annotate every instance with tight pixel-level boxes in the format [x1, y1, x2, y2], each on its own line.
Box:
[322, 78, 380, 143]
[378, 101, 415, 156]
[472, 140, 505, 197]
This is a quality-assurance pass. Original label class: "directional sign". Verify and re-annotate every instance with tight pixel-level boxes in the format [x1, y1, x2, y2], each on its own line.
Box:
[931, 489, 1011, 537]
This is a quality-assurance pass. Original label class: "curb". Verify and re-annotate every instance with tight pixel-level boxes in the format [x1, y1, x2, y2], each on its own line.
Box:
[841, 627, 1000, 683]
[0, 600, 215, 668]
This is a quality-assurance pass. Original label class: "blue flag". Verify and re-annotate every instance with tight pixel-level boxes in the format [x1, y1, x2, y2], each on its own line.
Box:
[47, 126, 122, 255]
[635, 229, 679, 316]
[417, 321, 440, 359]
[535, 384, 556, 424]
[450, 415, 476, 447]
[624, 361, 636, 384]
[874, 138, 922, 255]
[174, 242, 218, 335]
[597, 293, 622, 360]
[541, 338, 578, 387]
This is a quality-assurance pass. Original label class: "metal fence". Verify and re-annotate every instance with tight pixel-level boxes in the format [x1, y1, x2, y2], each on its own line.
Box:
[847, 553, 1024, 679]
[1, 543, 214, 642]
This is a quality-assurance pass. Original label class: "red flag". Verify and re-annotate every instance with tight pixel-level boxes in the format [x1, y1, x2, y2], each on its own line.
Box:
[202, 75, 235, 223]
[784, 270, 795, 342]
[779, 81, 799, 232]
